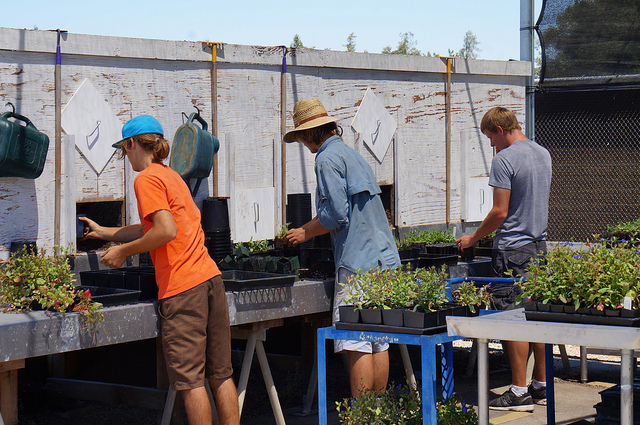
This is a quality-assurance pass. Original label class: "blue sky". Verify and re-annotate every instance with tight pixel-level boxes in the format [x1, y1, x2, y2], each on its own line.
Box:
[3, 1, 542, 61]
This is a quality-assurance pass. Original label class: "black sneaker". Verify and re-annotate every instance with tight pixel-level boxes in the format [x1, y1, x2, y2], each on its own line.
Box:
[489, 389, 534, 412]
[528, 384, 547, 405]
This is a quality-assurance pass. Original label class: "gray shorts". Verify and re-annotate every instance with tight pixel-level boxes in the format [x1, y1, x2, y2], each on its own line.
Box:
[333, 267, 389, 354]
[490, 241, 547, 311]
[492, 240, 547, 278]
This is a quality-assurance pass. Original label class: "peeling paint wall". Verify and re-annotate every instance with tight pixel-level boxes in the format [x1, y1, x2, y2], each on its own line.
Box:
[0, 27, 529, 258]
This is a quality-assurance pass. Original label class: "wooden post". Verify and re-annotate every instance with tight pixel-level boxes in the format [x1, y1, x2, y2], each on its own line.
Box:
[0, 359, 25, 425]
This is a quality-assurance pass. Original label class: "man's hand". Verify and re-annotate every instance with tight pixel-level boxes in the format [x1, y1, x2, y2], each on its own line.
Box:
[456, 235, 476, 251]
[284, 227, 308, 247]
[79, 216, 102, 239]
[100, 245, 128, 269]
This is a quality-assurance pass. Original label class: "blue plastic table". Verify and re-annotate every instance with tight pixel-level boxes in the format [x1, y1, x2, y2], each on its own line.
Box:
[317, 326, 461, 425]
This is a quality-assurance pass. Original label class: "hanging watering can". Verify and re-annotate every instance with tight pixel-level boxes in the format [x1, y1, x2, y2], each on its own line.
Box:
[170, 111, 219, 197]
[0, 109, 49, 179]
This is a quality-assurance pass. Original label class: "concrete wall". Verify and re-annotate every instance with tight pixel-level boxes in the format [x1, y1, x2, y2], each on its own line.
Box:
[0, 27, 530, 258]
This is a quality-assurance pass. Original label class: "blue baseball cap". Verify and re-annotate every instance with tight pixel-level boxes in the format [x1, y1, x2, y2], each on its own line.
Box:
[112, 115, 164, 148]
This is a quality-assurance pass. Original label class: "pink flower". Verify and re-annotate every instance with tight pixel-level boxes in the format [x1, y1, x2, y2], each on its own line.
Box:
[596, 303, 604, 311]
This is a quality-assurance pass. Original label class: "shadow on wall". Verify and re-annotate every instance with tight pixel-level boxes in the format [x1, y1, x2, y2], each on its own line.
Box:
[0, 177, 39, 260]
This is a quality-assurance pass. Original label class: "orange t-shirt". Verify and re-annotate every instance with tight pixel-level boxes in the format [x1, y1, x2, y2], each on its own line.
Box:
[134, 163, 220, 299]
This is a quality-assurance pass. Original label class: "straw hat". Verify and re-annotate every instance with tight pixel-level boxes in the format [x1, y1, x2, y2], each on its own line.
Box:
[283, 98, 338, 143]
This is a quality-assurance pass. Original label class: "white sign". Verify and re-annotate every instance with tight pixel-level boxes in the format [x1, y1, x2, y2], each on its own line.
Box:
[62, 79, 121, 174]
[350, 88, 397, 162]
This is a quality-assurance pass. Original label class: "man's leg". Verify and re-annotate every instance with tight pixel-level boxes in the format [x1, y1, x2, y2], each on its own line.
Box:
[531, 342, 546, 382]
[372, 350, 389, 392]
[348, 351, 374, 395]
[209, 376, 240, 425]
[347, 349, 389, 395]
[507, 340, 531, 387]
[181, 386, 212, 425]
[489, 340, 535, 411]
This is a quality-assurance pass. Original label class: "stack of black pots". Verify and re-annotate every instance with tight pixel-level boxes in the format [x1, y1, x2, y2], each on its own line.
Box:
[286, 193, 313, 250]
[201, 197, 233, 262]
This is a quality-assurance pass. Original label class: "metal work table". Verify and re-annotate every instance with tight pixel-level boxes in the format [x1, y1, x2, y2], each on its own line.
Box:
[0, 278, 332, 425]
[317, 326, 461, 425]
[447, 309, 640, 425]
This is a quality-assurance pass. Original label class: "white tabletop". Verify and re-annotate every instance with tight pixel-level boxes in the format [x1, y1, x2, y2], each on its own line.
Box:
[447, 309, 640, 350]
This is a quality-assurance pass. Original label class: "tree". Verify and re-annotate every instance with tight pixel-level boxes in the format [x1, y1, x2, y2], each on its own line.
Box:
[290, 34, 305, 49]
[344, 33, 356, 52]
[382, 32, 422, 56]
[458, 30, 480, 59]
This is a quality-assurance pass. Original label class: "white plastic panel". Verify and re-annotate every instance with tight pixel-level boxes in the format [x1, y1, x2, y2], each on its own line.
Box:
[233, 187, 275, 242]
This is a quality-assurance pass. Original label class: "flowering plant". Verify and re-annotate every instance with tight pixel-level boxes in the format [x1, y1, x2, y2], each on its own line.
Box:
[341, 265, 450, 312]
[520, 242, 640, 310]
[452, 281, 491, 314]
[336, 381, 477, 425]
[0, 246, 103, 325]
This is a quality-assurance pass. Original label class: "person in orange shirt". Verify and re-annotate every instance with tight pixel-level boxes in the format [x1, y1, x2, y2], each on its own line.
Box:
[81, 115, 239, 425]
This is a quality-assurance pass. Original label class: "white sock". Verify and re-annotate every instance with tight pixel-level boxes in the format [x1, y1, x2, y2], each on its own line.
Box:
[531, 378, 546, 390]
[511, 384, 527, 397]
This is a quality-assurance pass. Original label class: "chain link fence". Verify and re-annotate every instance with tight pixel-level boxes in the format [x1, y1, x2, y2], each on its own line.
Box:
[535, 87, 640, 242]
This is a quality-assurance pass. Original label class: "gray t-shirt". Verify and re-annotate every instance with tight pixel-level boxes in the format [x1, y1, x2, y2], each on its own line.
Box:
[489, 139, 552, 250]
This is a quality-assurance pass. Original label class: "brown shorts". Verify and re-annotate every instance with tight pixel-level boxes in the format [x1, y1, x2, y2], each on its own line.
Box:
[158, 275, 233, 390]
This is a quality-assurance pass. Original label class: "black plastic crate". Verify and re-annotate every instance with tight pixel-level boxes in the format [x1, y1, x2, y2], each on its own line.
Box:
[221, 270, 296, 292]
[78, 285, 141, 306]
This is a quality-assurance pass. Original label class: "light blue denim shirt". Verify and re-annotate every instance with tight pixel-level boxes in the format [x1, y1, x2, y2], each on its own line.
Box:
[314, 135, 400, 273]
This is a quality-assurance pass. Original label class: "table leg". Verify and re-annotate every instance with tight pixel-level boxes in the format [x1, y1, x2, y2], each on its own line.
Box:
[255, 340, 286, 425]
[317, 328, 328, 425]
[421, 338, 437, 425]
[441, 342, 454, 399]
[301, 355, 317, 415]
[399, 344, 417, 391]
[545, 344, 556, 425]
[621, 349, 634, 425]
[237, 331, 258, 417]
[477, 338, 489, 425]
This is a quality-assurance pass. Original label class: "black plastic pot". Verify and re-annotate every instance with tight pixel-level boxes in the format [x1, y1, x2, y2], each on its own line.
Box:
[206, 229, 233, 262]
[382, 308, 404, 327]
[403, 310, 438, 329]
[339, 305, 360, 323]
[201, 197, 230, 232]
[360, 307, 382, 325]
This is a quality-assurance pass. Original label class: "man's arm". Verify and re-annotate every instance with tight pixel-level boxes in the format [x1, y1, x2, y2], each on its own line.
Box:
[457, 187, 510, 250]
[283, 216, 331, 247]
[80, 216, 144, 242]
[99, 210, 177, 268]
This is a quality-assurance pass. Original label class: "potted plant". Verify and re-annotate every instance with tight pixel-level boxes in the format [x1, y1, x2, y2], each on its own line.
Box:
[452, 280, 491, 316]
[0, 246, 104, 326]
[340, 264, 460, 328]
[274, 222, 291, 250]
[519, 242, 640, 320]
[594, 217, 640, 247]
[403, 265, 450, 328]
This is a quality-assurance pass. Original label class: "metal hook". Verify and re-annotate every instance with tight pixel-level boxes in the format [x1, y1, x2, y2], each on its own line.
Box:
[181, 112, 189, 123]
[193, 105, 201, 117]
[86, 120, 102, 150]
[5, 102, 15, 114]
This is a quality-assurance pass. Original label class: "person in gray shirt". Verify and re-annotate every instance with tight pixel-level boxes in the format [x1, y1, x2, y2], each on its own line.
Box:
[456, 106, 552, 412]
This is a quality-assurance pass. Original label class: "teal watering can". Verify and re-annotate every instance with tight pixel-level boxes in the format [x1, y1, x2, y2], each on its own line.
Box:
[0, 110, 49, 179]
[170, 112, 219, 196]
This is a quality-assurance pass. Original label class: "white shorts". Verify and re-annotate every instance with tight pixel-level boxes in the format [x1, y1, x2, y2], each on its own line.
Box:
[333, 267, 389, 354]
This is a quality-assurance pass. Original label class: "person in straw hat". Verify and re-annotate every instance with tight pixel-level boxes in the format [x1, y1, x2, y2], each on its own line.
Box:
[283, 98, 400, 396]
[81, 115, 239, 425]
